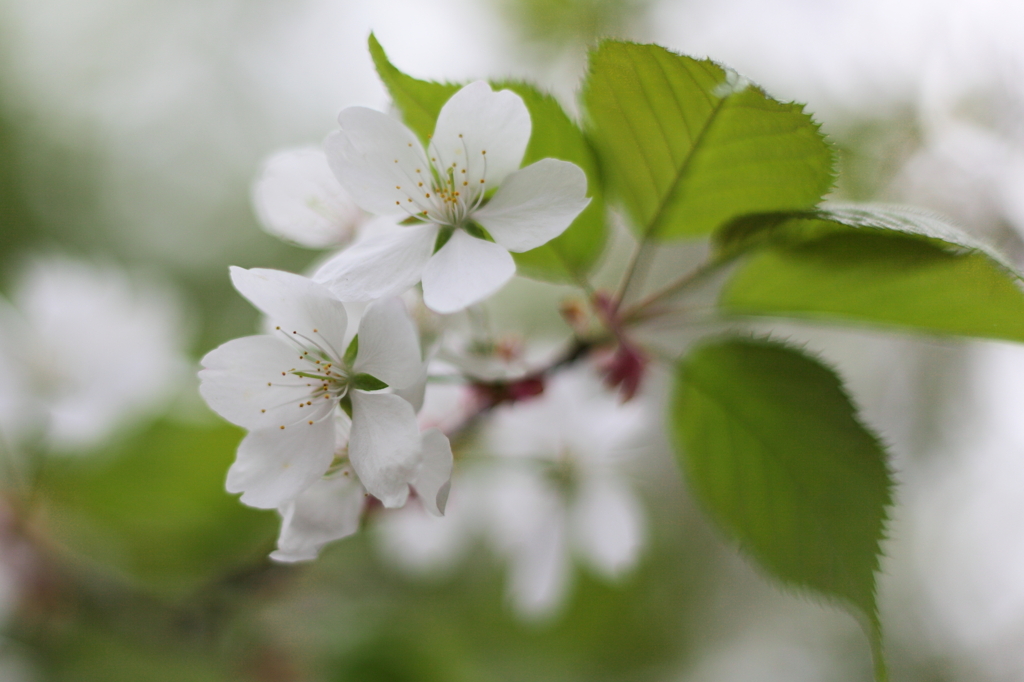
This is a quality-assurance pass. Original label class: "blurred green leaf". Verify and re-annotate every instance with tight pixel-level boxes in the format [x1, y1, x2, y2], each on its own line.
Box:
[717, 205, 1024, 342]
[39, 420, 276, 594]
[582, 41, 834, 240]
[670, 338, 891, 678]
[369, 37, 606, 284]
[43, 624, 229, 682]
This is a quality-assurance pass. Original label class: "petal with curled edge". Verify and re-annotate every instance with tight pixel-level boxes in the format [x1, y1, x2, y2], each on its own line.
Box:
[314, 222, 438, 303]
[411, 428, 453, 516]
[349, 391, 421, 508]
[325, 109, 432, 217]
[230, 267, 349, 359]
[421, 230, 515, 314]
[431, 81, 531, 190]
[354, 298, 422, 390]
[270, 472, 366, 562]
[475, 159, 590, 253]
[226, 418, 336, 509]
[199, 335, 333, 431]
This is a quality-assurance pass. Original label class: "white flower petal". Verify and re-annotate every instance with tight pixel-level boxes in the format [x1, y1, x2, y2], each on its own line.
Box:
[375, 489, 472, 575]
[507, 508, 570, 619]
[432, 81, 531, 189]
[226, 418, 336, 509]
[421, 230, 515, 314]
[349, 391, 421, 507]
[229, 267, 349, 356]
[326, 109, 433, 216]
[475, 159, 590, 252]
[411, 428, 453, 516]
[270, 471, 366, 562]
[314, 222, 438, 302]
[199, 335, 333, 431]
[252, 146, 362, 249]
[394, 363, 428, 413]
[10, 256, 187, 452]
[353, 298, 422, 390]
[570, 476, 645, 579]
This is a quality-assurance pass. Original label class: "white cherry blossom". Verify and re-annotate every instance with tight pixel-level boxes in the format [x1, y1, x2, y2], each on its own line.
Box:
[0, 255, 187, 452]
[199, 267, 452, 510]
[251, 146, 365, 249]
[314, 81, 590, 314]
[377, 365, 648, 619]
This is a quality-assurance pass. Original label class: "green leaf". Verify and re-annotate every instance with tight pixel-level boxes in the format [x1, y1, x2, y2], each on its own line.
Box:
[368, 34, 459, 144]
[37, 421, 276, 595]
[369, 37, 606, 283]
[582, 41, 834, 240]
[671, 338, 891, 679]
[717, 204, 1024, 342]
[352, 373, 388, 391]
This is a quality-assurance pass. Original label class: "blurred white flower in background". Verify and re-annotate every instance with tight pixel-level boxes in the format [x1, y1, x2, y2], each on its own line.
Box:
[908, 342, 1024, 681]
[251, 146, 365, 249]
[0, 255, 189, 453]
[378, 365, 648, 619]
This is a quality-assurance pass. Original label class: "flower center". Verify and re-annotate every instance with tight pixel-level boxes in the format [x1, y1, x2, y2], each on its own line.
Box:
[392, 134, 489, 228]
[266, 326, 352, 429]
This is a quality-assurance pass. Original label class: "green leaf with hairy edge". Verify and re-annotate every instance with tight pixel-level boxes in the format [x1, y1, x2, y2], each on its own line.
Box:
[352, 373, 388, 391]
[716, 204, 1024, 342]
[671, 338, 891, 680]
[368, 34, 459, 144]
[369, 36, 606, 283]
[582, 41, 834, 240]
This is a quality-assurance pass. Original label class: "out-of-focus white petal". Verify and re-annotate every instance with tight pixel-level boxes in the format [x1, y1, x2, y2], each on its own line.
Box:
[375, 487, 473, 575]
[270, 470, 366, 562]
[411, 428, 453, 516]
[353, 298, 422, 390]
[570, 476, 645, 579]
[229, 267, 349, 356]
[475, 159, 590, 252]
[251, 146, 363, 249]
[432, 81, 531, 189]
[326, 109, 431, 216]
[421, 230, 515, 314]
[226, 418, 336, 509]
[200, 336, 332, 431]
[12, 256, 187, 451]
[349, 391, 421, 507]
[506, 503, 570, 620]
[314, 222, 438, 302]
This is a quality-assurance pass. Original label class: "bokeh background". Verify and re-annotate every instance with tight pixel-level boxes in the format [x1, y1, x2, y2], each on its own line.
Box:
[2, 0, 1024, 679]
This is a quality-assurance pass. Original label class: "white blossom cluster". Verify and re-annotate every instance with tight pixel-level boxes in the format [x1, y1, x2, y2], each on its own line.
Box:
[200, 81, 648, 611]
